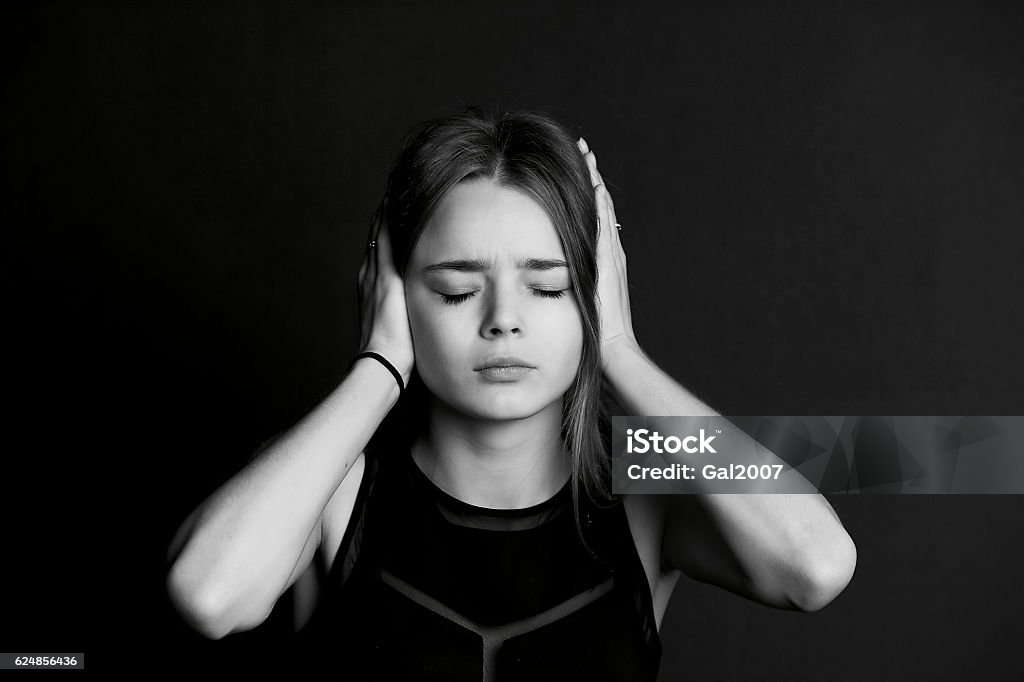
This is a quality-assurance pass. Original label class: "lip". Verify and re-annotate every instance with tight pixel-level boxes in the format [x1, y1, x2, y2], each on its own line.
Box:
[477, 366, 534, 382]
[474, 356, 536, 371]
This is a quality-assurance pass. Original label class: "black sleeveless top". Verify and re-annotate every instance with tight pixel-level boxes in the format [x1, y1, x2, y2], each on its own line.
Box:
[294, 445, 662, 681]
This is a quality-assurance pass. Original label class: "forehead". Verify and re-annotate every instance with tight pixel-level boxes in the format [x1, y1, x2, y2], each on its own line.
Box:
[411, 178, 564, 263]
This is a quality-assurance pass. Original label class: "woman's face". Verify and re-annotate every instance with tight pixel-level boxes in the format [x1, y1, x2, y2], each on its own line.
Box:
[405, 177, 584, 421]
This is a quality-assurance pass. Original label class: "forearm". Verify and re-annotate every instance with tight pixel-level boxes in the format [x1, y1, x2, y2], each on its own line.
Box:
[605, 340, 819, 493]
[603, 339, 717, 419]
[167, 357, 399, 631]
[604, 340, 855, 610]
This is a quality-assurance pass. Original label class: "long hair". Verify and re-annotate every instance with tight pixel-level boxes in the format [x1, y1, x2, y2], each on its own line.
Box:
[366, 105, 621, 550]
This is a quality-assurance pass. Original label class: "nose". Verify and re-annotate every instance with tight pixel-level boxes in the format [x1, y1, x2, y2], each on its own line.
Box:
[480, 280, 522, 339]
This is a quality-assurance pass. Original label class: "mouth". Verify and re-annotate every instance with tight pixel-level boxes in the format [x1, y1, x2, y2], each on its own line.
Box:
[474, 356, 536, 371]
[476, 365, 535, 382]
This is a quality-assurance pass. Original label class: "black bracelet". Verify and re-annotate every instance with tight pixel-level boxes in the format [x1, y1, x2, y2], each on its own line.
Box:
[349, 351, 405, 397]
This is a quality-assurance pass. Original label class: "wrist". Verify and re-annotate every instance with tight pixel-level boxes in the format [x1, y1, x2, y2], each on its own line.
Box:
[350, 351, 408, 400]
[601, 335, 643, 372]
[361, 342, 413, 383]
[345, 355, 402, 406]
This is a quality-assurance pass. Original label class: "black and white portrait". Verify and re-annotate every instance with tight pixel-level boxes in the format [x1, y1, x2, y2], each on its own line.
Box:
[6, 2, 1023, 679]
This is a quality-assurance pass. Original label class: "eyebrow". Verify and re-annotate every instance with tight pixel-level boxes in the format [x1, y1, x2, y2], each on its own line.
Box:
[423, 257, 568, 274]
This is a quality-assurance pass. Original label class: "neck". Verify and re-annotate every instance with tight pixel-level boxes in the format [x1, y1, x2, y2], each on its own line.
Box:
[411, 396, 571, 509]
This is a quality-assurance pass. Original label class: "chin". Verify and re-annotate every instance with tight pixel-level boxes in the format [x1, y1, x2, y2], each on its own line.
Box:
[449, 391, 557, 422]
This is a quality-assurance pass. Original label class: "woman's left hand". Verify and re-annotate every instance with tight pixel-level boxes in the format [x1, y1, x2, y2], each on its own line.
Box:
[578, 137, 640, 365]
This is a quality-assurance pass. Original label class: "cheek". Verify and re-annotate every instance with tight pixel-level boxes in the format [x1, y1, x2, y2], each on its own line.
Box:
[407, 298, 467, 372]
[409, 315, 444, 359]
[569, 318, 585, 364]
[543, 304, 585, 364]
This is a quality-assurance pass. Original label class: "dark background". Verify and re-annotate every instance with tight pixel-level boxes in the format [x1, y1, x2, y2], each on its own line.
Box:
[7, 0, 1023, 678]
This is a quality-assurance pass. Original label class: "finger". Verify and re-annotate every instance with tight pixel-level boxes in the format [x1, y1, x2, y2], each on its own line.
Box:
[589, 152, 604, 187]
[365, 238, 377, 287]
[581, 143, 615, 247]
[596, 182, 616, 228]
[599, 194, 618, 253]
[362, 207, 381, 275]
[610, 208, 624, 260]
[374, 214, 397, 277]
[596, 185, 612, 246]
[584, 152, 599, 187]
[362, 227, 374, 282]
[366, 203, 382, 247]
[590, 162, 617, 236]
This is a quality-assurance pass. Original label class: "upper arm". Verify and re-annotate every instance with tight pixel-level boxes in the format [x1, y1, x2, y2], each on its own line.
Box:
[318, 451, 367, 574]
[167, 505, 203, 567]
[623, 494, 680, 631]
[281, 452, 367, 631]
[661, 494, 753, 597]
[279, 510, 324, 599]
[661, 493, 856, 611]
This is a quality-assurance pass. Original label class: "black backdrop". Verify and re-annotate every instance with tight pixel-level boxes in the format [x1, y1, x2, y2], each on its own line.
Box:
[7, 1, 1024, 678]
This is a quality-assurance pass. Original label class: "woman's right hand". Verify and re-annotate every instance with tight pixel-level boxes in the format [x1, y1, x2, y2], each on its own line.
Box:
[356, 197, 415, 386]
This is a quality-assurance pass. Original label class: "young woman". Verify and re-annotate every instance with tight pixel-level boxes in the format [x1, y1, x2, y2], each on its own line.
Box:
[166, 107, 857, 680]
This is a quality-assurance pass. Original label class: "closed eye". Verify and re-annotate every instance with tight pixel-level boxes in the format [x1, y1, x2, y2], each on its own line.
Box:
[440, 289, 568, 306]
